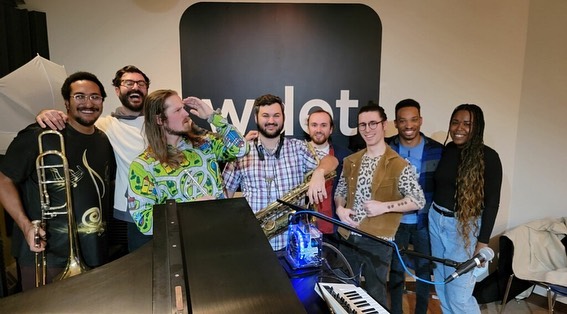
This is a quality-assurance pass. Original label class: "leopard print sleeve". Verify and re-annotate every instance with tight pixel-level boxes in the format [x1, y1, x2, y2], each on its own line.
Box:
[398, 164, 425, 209]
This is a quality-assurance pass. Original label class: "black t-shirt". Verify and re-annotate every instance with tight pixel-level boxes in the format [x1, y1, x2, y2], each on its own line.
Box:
[0, 123, 116, 267]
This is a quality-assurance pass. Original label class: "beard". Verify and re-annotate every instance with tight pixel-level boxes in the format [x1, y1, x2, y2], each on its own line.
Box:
[257, 122, 283, 139]
[310, 133, 329, 145]
[119, 89, 145, 112]
[73, 106, 101, 127]
[75, 116, 97, 127]
[164, 120, 191, 136]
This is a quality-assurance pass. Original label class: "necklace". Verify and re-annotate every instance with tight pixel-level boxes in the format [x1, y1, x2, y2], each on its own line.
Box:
[264, 145, 277, 155]
[260, 139, 279, 156]
[263, 153, 278, 201]
[255, 138, 279, 200]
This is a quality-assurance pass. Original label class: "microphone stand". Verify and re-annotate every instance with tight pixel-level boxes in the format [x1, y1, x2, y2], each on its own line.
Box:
[397, 249, 459, 269]
[277, 199, 461, 270]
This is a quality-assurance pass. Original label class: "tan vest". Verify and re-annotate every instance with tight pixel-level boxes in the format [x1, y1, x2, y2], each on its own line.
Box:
[338, 146, 408, 240]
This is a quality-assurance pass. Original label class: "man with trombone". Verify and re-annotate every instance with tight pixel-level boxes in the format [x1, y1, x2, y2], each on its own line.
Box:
[0, 72, 116, 291]
[37, 65, 151, 253]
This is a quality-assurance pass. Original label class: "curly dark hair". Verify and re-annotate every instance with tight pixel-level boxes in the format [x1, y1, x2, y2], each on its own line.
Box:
[253, 94, 285, 118]
[444, 104, 486, 250]
[61, 71, 106, 100]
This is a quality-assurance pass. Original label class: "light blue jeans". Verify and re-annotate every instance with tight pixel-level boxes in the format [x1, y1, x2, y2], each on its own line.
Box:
[429, 203, 481, 314]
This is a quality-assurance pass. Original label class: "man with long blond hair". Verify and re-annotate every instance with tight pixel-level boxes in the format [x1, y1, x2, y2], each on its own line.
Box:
[127, 89, 248, 235]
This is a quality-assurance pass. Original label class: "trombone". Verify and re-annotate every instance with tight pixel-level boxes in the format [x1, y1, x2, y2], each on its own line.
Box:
[34, 130, 89, 287]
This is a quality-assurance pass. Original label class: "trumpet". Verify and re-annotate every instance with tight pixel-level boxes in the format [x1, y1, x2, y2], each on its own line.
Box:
[34, 130, 89, 287]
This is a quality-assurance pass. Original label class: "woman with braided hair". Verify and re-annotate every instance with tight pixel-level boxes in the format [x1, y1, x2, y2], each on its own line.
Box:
[429, 104, 502, 313]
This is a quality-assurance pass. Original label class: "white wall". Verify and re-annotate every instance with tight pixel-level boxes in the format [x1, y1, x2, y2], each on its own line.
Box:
[19, 0, 566, 235]
[511, 0, 567, 227]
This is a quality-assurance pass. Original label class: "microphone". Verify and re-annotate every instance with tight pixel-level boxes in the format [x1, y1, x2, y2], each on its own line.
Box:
[444, 247, 494, 283]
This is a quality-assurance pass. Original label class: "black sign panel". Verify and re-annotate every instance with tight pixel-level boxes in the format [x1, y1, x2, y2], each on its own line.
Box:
[180, 3, 381, 147]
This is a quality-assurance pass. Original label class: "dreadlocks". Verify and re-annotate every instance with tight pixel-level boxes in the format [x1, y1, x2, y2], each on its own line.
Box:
[444, 104, 486, 250]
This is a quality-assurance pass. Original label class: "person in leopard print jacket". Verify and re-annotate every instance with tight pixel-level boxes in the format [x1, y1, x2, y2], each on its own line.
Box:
[334, 101, 424, 306]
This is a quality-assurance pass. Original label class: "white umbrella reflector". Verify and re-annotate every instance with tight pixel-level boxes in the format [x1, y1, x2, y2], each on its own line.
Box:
[0, 55, 67, 153]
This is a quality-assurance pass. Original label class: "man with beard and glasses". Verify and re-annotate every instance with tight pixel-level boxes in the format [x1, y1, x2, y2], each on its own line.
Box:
[126, 89, 248, 235]
[222, 94, 338, 251]
[0, 72, 116, 290]
[305, 107, 351, 247]
[36, 65, 152, 252]
[385, 99, 443, 314]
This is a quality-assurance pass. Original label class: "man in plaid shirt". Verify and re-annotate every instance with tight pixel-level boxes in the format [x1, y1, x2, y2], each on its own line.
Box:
[222, 94, 338, 250]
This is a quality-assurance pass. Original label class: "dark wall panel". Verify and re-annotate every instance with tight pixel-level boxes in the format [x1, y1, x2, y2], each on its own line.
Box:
[28, 11, 49, 59]
[180, 3, 381, 148]
[0, 5, 49, 77]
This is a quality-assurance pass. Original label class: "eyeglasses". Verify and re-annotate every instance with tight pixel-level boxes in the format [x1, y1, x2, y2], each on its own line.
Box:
[72, 94, 103, 104]
[120, 79, 148, 89]
[358, 120, 385, 131]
